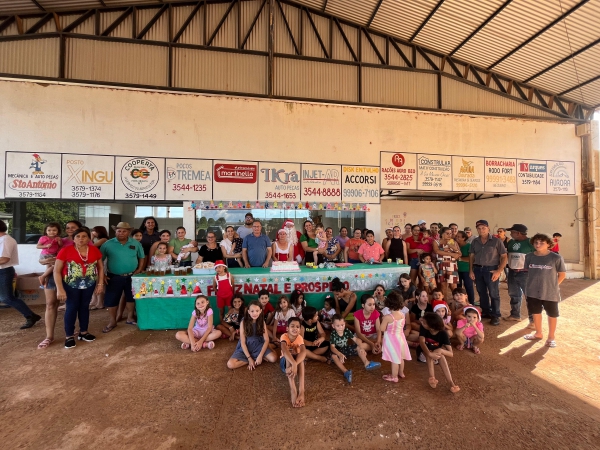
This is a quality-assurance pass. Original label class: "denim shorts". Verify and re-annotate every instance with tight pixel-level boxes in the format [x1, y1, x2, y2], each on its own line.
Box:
[45, 276, 57, 290]
[409, 258, 420, 270]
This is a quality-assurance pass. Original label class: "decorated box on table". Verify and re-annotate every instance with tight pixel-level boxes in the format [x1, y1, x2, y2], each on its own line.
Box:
[270, 261, 301, 272]
[193, 261, 216, 275]
[133, 276, 200, 298]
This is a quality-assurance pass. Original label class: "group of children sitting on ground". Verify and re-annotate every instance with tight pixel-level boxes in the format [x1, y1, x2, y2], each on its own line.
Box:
[175, 274, 483, 407]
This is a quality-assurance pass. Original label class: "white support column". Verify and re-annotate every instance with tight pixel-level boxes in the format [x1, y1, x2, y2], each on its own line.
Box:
[366, 204, 382, 242]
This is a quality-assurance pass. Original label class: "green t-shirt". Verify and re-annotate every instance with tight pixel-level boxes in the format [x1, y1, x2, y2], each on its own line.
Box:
[330, 328, 355, 350]
[169, 238, 193, 261]
[458, 243, 470, 272]
[507, 238, 535, 270]
[100, 237, 145, 275]
[300, 234, 317, 248]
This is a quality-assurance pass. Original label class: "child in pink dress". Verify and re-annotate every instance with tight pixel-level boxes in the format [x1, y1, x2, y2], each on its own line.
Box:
[36, 222, 63, 287]
[377, 291, 412, 382]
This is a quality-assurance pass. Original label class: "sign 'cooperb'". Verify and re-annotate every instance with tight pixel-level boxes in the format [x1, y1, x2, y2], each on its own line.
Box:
[121, 158, 159, 193]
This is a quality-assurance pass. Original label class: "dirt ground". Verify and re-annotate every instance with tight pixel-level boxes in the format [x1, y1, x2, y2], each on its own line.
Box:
[1, 280, 600, 450]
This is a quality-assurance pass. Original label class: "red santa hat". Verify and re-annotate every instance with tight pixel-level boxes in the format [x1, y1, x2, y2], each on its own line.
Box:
[214, 260, 227, 269]
[432, 300, 449, 313]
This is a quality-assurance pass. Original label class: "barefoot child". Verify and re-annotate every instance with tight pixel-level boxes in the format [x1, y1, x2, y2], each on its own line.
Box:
[329, 314, 381, 383]
[417, 312, 460, 393]
[176, 295, 222, 351]
[216, 294, 245, 341]
[227, 300, 278, 370]
[433, 300, 453, 338]
[419, 253, 438, 294]
[280, 317, 307, 407]
[319, 296, 336, 329]
[271, 295, 296, 344]
[290, 289, 306, 317]
[456, 306, 484, 354]
[354, 294, 381, 354]
[377, 291, 412, 382]
[37, 222, 63, 287]
[300, 306, 330, 363]
[212, 260, 234, 322]
[258, 289, 275, 326]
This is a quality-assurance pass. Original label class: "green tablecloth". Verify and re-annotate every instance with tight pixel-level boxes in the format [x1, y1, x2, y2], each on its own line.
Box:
[133, 263, 410, 330]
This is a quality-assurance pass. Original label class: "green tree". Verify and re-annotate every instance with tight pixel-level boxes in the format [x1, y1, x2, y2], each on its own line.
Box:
[216, 217, 227, 228]
[197, 216, 208, 229]
[25, 202, 80, 233]
[207, 218, 215, 227]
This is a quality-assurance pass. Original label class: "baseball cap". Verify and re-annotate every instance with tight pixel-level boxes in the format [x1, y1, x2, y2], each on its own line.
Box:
[417, 220, 426, 225]
[475, 219, 489, 227]
[506, 224, 528, 234]
[245, 212, 254, 218]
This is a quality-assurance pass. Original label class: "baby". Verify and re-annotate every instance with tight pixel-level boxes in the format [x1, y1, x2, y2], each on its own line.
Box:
[312, 224, 327, 264]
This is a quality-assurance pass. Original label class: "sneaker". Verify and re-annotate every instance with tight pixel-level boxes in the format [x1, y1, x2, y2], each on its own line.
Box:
[344, 370, 353, 383]
[78, 333, 96, 342]
[202, 341, 215, 349]
[418, 353, 427, 363]
[20, 313, 42, 329]
[365, 361, 381, 370]
[64, 337, 76, 349]
[490, 317, 500, 326]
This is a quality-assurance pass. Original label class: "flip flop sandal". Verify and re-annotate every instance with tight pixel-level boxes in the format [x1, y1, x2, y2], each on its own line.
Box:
[126, 321, 137, 326]
[523, 334, 542, 341]
[382, 374, 399, 383]
[545, 340, 557, 348]
[89, 306, 98, 310]
[428, 377, 438, 388]
[450, 385, 461, 394]
[37, 338, 53, 349]
[472, 346, 481, 354]
[102, 324, 117, 333]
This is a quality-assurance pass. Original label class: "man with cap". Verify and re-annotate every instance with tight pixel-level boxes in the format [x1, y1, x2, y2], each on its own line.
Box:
[237, 213, 255, 240]
[464, 227, 476, 244]
[100, 222, 145, 333]
[242, 220, 272, 268]
[417, 220, 427, 232]
[505, 224, 535, 326]
[469, 219, 507, 326]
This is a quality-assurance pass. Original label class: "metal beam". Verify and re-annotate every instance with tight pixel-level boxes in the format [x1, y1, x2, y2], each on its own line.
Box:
[449, 0, 512, 56]
[366, 0, 384, 28]
[488, 0, 590, 70]
[334, 17, 357, 62]
[304, 7, 329, 59]
[362, 28, 385, 64]
[445, 57, 463, 78]
[558, 74, 600, 96]
[415, 46, 438, 71]
[409, 0, 444, 42]
[101, 7, 133, 37]
[136, 4, 168, 40]
[63, 10, 95, 33]
[172, 1, 202, 43]
[0, 16, 15, 34]
[30, 0, 45, 12]
[389, 38, 412, 67]
[524, 37, 600, 83]
[25, 13, 52, 34]
[490, 73, 506, 93]
[240, 0, 267, 49]
[206, 0, 236, 46]
[275, 0, 299, 55]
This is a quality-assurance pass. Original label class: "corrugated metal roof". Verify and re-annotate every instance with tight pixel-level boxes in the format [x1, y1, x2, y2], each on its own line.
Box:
[1, 0, 599, 108]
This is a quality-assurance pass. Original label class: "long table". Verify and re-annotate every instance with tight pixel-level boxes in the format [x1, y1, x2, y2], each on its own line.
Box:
[132, 263, 410, 330]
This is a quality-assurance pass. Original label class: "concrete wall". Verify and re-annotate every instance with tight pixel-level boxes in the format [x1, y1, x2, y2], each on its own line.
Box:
[381, 200, 465, 230]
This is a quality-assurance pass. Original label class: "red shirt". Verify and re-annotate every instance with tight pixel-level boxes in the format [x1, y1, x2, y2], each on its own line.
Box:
[405, 236, 428, 259]
[262, 301, 275, 316]
[56, 244, 103, 288]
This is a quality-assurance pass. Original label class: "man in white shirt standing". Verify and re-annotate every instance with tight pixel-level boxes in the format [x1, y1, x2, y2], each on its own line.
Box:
[0, 220, 41, 329]
[237, 213, 255, 240]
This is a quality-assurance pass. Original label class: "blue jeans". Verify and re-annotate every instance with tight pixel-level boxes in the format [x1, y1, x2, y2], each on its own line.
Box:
[507, 270, 531, 320]
[458, 271, 475, 305]
[473, 265, 501, 318]
[64, 283, 95, 337]
[0, 267, 35, 318]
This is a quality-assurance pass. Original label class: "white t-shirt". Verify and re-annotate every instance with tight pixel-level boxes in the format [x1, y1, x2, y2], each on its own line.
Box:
[0, 234, 19, 269]
[381, 306, 410, 317]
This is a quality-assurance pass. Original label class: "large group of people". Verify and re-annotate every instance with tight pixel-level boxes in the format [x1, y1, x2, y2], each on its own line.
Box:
[0, 214, 567, 406]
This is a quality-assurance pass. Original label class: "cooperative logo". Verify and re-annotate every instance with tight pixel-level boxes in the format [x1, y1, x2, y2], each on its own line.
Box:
[121, 158, 159, 193]
[391, 153, 405, 168]
[214, 163, 257, 184]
